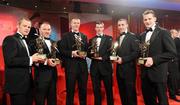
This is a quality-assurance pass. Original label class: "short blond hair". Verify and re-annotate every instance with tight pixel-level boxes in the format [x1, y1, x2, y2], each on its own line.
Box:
[142, 9, 156, 17]
[18, 17, 31, 25]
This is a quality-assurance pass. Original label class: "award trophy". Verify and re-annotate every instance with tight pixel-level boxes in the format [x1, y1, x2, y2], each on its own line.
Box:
[36, 36, 47, 59]
[110, 41, 119, 60]
[73, 34, 87, 57]
[90, 38, 100, 58]
[138, 40, 150, 65]
[50, 42, 61, 64]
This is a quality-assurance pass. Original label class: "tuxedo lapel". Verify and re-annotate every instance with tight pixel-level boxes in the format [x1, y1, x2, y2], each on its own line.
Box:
[70, 32, 76, 49]
[99, 35, 106, 51]
[79, 33, 85, 45]
[15, 34, 26, 49]
[120, 35, 128, 48]
[150, 27, 160, 44]
[14, 34, 29, 56]
[43, 41, 50, 54]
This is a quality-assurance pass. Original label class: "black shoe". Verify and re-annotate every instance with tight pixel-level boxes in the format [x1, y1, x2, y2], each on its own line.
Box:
[170, 96, 180, 102]
[176, 93, 180, 96]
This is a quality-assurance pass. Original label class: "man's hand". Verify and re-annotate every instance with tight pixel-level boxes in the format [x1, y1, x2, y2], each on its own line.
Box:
[72, 50, 86, 59]
[145, 57, 153, 67]
[32, 53, 45, 62]
[115, 56, 122, 64]
[47, 58, 56, 67]
[93, 57, 102, 60]
[72, 50, 79, 58]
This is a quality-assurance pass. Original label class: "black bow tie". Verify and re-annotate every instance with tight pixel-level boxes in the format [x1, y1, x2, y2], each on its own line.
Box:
[19, 35, 26, 40]
[146, 28, 153, 33]
[73, 32, 79, 35]
[96, 35, 103, 38]
[44, 37, 50, 40]
[120, 32, 126, 36]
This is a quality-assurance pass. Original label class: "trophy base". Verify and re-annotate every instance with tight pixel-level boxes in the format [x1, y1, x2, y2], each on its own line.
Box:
[37, 54, 46, 59]
[77, 51, 87, 56]
[53, 58, 61, 65]
[110, 56, 118, 60]
[138, 57, 147, 65]
[94, 53, 100, 58]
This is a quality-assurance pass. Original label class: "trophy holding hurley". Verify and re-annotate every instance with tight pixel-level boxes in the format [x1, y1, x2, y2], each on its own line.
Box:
[89, 38, 100, 58]
[138, 40, 150, 65]
[49, 42, 61, 65]
[110, 41, 119, 60]
[72, 33, 87, 57]
[35, 36, 47, 59]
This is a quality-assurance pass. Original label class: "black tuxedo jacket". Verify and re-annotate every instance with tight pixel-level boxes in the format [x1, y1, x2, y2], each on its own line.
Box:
[2, 33, 32, 94]
[57, 32, 88, 73]
[139, 26, 177, 83]
[116, 32, 139, 81]
[174, 38, 180, 61]
[88, 35, 113, 76]
[27, 27, 39, 42]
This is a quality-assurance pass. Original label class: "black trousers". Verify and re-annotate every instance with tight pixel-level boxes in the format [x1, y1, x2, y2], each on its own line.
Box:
[35, 78, 57, 105]
[10, 91, 33, 105]
[65, 65, 88, 105]
[167, 74, 179, 98]
[116, 76, 137, 105]
[10, 75, 33, 105]
[91, 72, 114, 105]
[141, 77, 169, 105]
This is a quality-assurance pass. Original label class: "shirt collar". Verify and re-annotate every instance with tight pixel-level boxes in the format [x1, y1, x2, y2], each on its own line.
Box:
[150, 24, 156, 31]
[72, 30, 79, 33]
[17, 31, 27, 38]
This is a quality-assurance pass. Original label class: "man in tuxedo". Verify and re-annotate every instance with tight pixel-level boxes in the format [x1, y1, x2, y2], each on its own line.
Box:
[57, 18, 88, 105]
[27, 14, 41, 42]
[176, 29, 180, 95]
[114, 19, 139, 105]
[139, 10, 177, 105]
[2, 17, 43, 105]
[88, 21, 114, 105]
[29, 22, 59, 105]
[167, 29, 180, 102]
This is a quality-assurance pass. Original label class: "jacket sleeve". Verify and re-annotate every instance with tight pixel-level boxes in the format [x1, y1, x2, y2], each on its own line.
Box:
[2, 36, 30, 67]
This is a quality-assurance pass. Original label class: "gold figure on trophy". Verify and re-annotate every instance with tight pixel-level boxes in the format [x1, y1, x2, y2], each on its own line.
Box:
[138, 40, 150, 65]
[110, 41, 119, 60]
[90, 38, 100, 58]
[72, 33, 87, 57]
[50, 42, 61, 65]
[36, 36, 47, 59]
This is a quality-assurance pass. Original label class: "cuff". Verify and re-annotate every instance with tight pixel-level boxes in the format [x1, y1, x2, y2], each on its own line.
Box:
[29, 57, 33, 66]
[44, 59, 48, 65]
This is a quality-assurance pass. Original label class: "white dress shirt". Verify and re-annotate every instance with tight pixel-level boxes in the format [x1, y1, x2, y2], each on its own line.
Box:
[145, 24, 156, 42]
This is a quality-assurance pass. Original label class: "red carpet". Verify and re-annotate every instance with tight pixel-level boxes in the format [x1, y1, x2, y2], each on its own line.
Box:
[0, 69, 180, 105]
[56, 67, 180, 105]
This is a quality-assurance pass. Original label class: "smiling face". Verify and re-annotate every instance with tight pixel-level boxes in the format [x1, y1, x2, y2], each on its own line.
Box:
[71, 19, 80, 32]
[143, 10, 157, 28]
[39, 22, 51, 38]
[17, 18, 31, 36]
[170, 29, 178, 39]
[95, 23, 104, 35]
[117, 19, 128, 34]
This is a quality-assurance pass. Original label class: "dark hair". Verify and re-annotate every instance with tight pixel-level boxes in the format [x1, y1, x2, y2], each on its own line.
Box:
[117, 18, 128, 24]
[95, 21, 104, 25]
